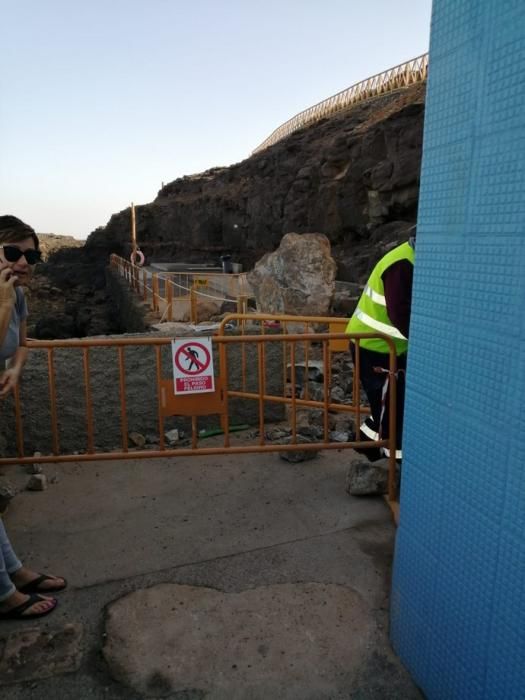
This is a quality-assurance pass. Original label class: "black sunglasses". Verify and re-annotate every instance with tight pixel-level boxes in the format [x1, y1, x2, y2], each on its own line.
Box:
[2, 245, 42, 265]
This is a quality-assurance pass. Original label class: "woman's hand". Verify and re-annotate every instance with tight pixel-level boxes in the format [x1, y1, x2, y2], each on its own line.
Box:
[0, 366, 21, 397]
[0, 268, 17, 307]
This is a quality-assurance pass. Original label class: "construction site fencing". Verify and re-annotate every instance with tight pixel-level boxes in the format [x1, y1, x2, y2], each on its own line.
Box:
[217, 312, 360, 407]
[110, 254, 252, 323]
[0, 321, 400, 516]
[253, 53, 428, 154]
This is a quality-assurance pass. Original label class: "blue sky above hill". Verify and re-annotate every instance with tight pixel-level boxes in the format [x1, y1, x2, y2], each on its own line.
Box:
[2, 0, 432, 238]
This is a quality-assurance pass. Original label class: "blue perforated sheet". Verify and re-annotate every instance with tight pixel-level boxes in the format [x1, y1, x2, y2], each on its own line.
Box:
[390, 1, 525, 698]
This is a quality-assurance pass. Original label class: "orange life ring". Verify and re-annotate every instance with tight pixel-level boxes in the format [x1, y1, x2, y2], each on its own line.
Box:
[130, 249, 145, 267]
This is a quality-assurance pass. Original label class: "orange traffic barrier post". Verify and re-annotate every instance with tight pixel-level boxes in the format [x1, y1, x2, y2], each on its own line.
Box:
[47, 347, 60, 455]
[117, 347, 129, 453]
[109, 255, 252, 326]
[83, 347, 95, 454]
[166, 279, 173, 322]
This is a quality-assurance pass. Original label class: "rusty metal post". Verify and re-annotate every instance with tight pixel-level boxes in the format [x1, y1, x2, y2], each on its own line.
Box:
[131, 202, 137, 257]
[155, 346, 165, 450]
[118, 347, 129, 453]
[218, 337, 230, 448]
[290, 341, 297, 441]
[167, 279, 173, 322]
[303, 321, 310, 400]
[47, 348, 60, 454]
[387, 345, 398, 502]
[82, 348, 95, 454]
[152, 273, 158, 312]
[257, 344, 265, 445]
[322, 340, 329, 442]
[190, 286, 197, 324]
[13, 383, 24, 458]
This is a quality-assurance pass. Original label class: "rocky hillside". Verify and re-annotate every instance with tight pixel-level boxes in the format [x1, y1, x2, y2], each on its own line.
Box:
[29, 82, 426, 338]
[27, 244, 110, 339]
[38, 233, 84, 260]
[86, 83, 426, 283]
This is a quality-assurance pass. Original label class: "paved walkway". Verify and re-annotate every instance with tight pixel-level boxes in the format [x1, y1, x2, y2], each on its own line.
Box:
[0, 445, 420, 699]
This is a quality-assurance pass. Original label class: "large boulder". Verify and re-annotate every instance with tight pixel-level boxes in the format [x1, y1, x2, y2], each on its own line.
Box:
[346, 457, 398, 496]
[247, 232, 336, 315]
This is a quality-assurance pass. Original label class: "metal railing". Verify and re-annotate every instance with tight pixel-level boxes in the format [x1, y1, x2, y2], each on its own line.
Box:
[0, 321, 400, 516]
[110, 255, 252, 324]
[253, 53, 428, 154]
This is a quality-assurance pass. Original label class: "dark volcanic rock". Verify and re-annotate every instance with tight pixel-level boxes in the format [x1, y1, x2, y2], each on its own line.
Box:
[28, 83, 426, 338]
[85, 84, 425, 279]
[26, 247, 116, 339]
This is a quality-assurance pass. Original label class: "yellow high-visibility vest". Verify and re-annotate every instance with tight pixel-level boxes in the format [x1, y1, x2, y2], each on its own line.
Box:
[346, 241, 414, 354]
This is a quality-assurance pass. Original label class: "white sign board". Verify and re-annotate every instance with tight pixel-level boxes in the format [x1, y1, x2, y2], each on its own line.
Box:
[172, 337, 215, 394]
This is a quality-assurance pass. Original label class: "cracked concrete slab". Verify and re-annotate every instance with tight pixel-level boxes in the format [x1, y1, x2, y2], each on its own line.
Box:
[103, 582, 372, 699]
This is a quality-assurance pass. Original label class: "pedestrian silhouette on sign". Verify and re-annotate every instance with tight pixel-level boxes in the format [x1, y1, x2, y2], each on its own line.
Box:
[186, 346, 200, 370]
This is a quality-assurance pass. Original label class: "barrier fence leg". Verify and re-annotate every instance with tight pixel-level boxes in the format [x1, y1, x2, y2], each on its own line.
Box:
[167, 280, 173, 322]
[190, 287, 197, 324]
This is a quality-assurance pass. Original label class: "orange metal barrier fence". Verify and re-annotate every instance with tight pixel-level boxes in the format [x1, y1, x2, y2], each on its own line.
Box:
[0, 326, 399, 515]
[218, 313, 359, 401]
[110, 255, 251, 323]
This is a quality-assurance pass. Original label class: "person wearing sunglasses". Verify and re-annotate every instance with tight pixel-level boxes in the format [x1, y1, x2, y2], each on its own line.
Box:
[0, 217, 42, 396]
[0, 215, 66, 620]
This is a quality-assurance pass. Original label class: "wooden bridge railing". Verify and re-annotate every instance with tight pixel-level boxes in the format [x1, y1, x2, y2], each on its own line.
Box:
[252, 53, 428, 154]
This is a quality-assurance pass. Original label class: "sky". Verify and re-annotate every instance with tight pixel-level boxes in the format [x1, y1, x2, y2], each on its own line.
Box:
[1, 0, 433, 239]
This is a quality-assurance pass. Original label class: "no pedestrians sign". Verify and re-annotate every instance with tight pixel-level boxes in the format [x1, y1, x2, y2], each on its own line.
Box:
[172, 337, 215, 394]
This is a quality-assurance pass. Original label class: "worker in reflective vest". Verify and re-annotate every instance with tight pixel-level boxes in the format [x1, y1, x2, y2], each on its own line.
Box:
[346, 228, 415, 461]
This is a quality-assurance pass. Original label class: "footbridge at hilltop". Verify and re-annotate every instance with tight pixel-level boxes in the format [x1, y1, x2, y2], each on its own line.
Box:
[253, 53, 428, 154]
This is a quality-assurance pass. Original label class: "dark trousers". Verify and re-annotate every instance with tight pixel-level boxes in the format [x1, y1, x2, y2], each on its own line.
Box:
[351, 344, 406, 461]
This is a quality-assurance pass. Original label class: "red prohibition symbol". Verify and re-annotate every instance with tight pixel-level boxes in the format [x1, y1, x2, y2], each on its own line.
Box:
[174, 342, 211, 375]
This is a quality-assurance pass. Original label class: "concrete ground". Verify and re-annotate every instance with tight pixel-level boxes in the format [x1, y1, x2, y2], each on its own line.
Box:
[0, 441, 421, 699]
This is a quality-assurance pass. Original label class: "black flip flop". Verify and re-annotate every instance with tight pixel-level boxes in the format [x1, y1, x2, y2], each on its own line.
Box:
[0, 593, 58, 620]
[17, 574, 68, 594]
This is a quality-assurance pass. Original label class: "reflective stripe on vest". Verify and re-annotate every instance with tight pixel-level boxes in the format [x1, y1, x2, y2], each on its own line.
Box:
[353, 309, 407, 340]
[364, 284, 386, 306]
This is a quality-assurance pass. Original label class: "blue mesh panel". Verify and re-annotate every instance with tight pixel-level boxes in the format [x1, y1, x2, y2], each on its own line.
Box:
[391, 0, 525, 697]
[397, 468, 444, 557]
[429, 2, 483, 59]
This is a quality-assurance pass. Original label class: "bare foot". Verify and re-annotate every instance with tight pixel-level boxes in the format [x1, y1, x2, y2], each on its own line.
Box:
[11, 566, 66, 592]
[0, 590, 55, 616]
